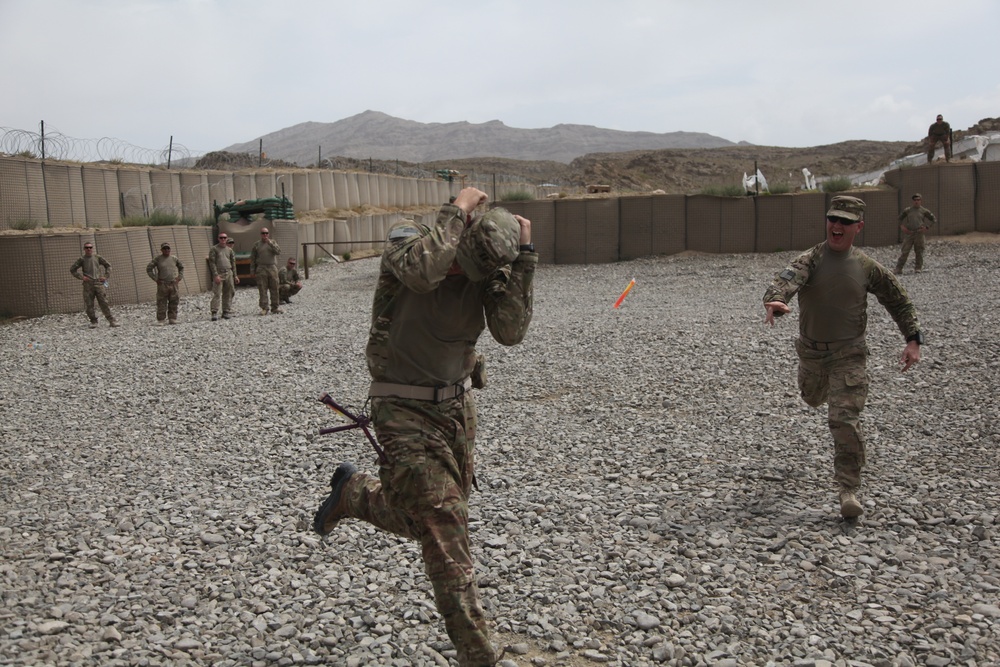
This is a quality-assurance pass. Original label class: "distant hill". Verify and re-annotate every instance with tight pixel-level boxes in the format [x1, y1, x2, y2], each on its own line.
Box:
[222, 110, 736, 165]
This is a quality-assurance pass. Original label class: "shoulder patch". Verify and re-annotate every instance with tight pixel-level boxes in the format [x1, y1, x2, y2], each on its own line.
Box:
[779, 269, 796, 281]
[388, 225, 420, 242]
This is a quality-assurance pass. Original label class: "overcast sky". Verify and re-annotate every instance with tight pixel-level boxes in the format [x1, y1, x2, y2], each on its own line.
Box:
[2, 0, 998, 159]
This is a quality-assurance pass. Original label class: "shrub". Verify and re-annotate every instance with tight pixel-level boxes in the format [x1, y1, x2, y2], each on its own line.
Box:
[822, 176, 853, 193]
[500, 190, 534, 202]
[342, 252, 352, 261]
[767, 183, 792, 195]
[699, 184, 746, 197]
[10, 219, 40, 230]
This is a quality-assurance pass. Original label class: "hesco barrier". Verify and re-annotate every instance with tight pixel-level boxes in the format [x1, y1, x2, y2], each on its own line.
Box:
[3, 158, 999, 316]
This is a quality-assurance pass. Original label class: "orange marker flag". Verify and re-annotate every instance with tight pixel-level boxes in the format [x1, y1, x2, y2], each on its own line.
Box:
[613, 278, 636, 309]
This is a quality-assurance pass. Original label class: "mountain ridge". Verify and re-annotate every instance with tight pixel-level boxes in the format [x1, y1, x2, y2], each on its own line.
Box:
[222, 110, 737, 165]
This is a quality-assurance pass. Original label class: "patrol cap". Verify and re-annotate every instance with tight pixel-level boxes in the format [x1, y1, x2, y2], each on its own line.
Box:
[161, 242, 171, 249]
[826, 195, 866, 222]
[912, 193, 922, 200]
[456, 208, 520, 282]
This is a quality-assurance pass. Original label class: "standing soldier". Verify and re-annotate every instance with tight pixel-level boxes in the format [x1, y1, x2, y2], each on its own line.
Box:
[312, 188, 537, 667]
[209, 232, 239, 320]
[278, 257, 302, 304]
[763, 195, 923, 519]
[895, 193, 937, 275]
[926, 114, 952, 163]
[146, 242, 185, 325]
[70, 242, 119, 329]
[250, 227, 281, 315]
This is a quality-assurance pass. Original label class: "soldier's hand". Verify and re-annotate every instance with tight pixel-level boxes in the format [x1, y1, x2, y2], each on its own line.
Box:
[235, 277, 240, 285]
[764, 301, 790, 326]
[900, 341, 920, 372]
[214, 275, 222, 284]
[513, 215, 531, 245]
[453, 187, 488, 216]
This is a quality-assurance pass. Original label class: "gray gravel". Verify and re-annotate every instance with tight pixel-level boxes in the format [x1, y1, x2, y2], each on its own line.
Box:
[1, 238, 998, 667]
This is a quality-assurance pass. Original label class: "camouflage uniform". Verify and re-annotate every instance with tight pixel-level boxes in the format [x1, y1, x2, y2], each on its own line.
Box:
[250, 236, 281, 313]
[895, 199, 937, 274]
[208, 243, 237, 317]
[764, 243, 920, 493]
[926, 118, 952, 162]
[335, 204, 536, 667]
[146, 250, 184, 323]
[278, 263, 302, 303]
[70, 252, 117, 326]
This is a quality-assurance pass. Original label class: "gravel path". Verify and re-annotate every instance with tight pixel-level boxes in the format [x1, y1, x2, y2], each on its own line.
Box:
[2, 238, 998, 667]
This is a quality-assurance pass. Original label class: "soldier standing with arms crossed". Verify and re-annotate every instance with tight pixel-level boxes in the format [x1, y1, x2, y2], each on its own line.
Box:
[146, 242, 184, 325]
[894, 193, 937, 275]
[763, 195, 923, 519]
[209, 232, 239, 320]
[250, 227, 282, 315]
[70, 242, 119, 329]
[312, 187, 537, 667]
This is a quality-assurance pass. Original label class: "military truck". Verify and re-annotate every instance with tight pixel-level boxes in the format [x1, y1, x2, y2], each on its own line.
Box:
[212, 194, 294, 284]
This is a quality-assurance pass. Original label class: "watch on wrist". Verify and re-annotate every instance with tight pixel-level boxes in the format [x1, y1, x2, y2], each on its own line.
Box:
[519, 243, 535, 253]
[906, 332, 924, 345]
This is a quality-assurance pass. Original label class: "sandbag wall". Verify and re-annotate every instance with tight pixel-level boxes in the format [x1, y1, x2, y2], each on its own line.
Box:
[0, 155, 489, 230]
[295, 213, 407, 265]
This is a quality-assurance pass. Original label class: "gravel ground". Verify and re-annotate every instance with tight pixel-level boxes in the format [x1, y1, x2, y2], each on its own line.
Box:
[1, 237, 998, 667]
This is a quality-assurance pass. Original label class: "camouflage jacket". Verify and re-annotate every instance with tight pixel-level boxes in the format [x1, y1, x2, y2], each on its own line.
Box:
[70, 255, 111, 281]
[763, 243, 920, 342]
[927, 121, 951, 138]
[146, 255, 184, 283]
[366, 204, 537, 386]
[898, 205, 936, 233]
[279, 266, 301, 285]
[250, 239, 281, 272]
[208, 244, 236, 277]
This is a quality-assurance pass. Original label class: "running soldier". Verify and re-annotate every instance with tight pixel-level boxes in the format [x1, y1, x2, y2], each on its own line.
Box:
[313, 187, 537, 666]
[763, 195, 923, 519]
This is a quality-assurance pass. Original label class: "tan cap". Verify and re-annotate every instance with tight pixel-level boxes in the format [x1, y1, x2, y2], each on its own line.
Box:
[161, 242, 171, 249]
[826, 195, 866, 222]
[912, 193, 922, 200]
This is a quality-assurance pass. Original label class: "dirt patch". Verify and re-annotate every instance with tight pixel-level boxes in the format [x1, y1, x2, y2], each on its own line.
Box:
[938, 231, 1000, 244]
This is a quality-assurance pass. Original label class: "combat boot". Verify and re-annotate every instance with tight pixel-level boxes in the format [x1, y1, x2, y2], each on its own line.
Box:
[839, 490, 863, 518]
[313, 463, 358, 536]
[211, 313, 218, 321]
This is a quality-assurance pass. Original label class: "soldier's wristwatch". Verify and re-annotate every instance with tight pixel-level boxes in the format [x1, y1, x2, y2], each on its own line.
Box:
[519, 243, 535, 253]
[906, 332, 924, 345]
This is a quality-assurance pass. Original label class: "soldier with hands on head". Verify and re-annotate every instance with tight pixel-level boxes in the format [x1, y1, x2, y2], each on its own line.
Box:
[926, 113, 952, 163]
[146, 242, 184, 325]
[894, 193, 937, 275]
[763, 195, 923, 519]
[278, 257, 302, 304]
[313, 187, 538, 667]
[250, 227, 282, 315]
[209, 232, 240, 320]
[70, 242, 119, 329]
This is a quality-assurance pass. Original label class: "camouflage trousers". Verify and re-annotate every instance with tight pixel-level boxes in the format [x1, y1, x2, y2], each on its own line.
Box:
[926, 136, 951, 162]
[82, 282, 114, 324]
[210, 274, 235, 315]
[155, 281, 179, 321]
[895, 233, 926, 272]
[279, 283, 301, 300]
[339, 393, 496, 667]
[796, 337, 869, 491]
[255, 266, 280, 311]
